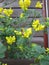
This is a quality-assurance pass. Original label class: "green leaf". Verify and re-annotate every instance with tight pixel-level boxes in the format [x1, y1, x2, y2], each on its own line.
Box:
[16, 37, 26, 45]
[0, 53, 5, 58]
[0, 42, 6, 58]
[0, 25, 4, 31]
[0, 45, 6, 54]
[40, 59, 49, 65]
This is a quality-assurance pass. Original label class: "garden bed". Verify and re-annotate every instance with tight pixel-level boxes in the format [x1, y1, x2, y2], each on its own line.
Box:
[0, 59, 34, 65]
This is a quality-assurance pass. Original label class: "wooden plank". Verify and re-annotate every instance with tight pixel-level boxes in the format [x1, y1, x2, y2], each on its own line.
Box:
[0, 0, 42, 7]
[11, 9, 42, 18]
[31, 37, 44, 46]
[12, 18, 44, 27]
[32, 31, 44, 37]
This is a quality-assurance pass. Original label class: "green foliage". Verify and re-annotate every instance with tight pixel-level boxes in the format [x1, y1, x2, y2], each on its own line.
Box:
[29, 44, 49, 65]
[45, 18, 49, 27]
[0, 1, 49, 65]
[0, 42, 6, 58]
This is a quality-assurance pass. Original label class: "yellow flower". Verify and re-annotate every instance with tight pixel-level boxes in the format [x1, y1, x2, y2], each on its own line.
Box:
[32, 19, 40, 25]
[19, 0, 24, 10]
[19, 0, 31, 10]
[5, 64, 7, 65]
[8, 8, 13, 15]
[3, 9, 9, 16]
[14, 28, 32, 38]
[37, 24, 45, 31]
[32, 25, 37, 29]
[23, 28, 32, 38]
[46, 48, 49, 53]
[20, 13, 24, 18]
[0, 7, 3, 13]
[26, 28, 32, 35]
[32, 19, 45, 31]
[24, 0, 31, 7]
[33, 24, 45, 31]
[35, 1, 42, 8]
[2, 63, 4, 65]
[6, 36, 16, 45]
[32, 19, 40, 29]
[3, 8, 13, 16]
[23, 32, 29, 38]
[19, 0, 24, 7]
[2, 63, 7, 65]
[14, 30, 22, 35]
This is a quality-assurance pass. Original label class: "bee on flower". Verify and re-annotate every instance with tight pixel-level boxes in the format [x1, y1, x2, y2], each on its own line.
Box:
[14, 28, 32, 38]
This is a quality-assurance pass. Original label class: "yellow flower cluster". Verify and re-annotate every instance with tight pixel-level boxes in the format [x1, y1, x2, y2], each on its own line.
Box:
[35, 1, 42, 8]
[0, 8, 13, 17]
[0, 7, 3, 13]
[46, 48, 49, 53]
[32, 19, 45, 31]
[0, 8, 4, 18]
[14, 28, 32, 38]
[2, 63, 7, 65]
[14, 30, 22, 35]
[6, 36, 16, 45]
[23, 28, 32, 38]
[3, 8, 13, 16]
[19, 0, 31, 10]
[20, 13, 24, 18]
